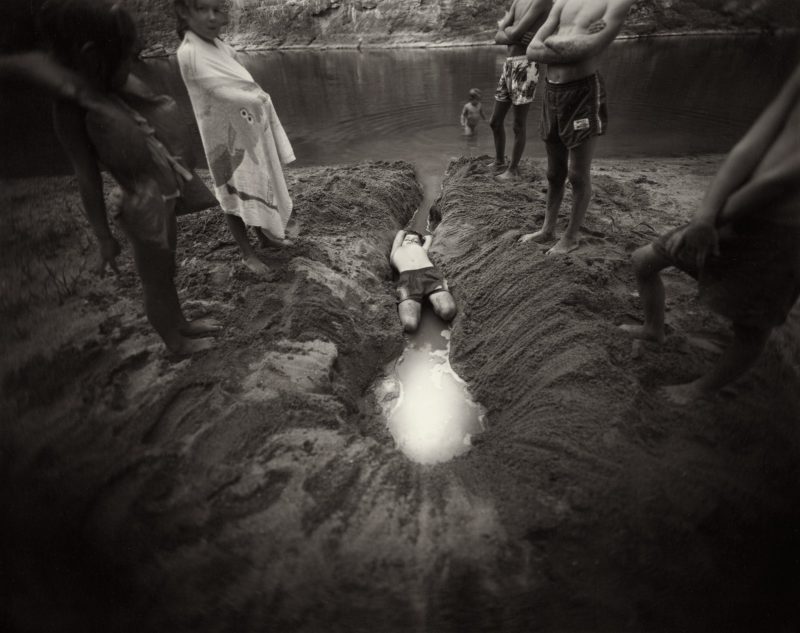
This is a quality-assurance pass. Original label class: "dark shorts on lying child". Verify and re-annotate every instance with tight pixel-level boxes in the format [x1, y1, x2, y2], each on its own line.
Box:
[396, 266, 447, 303]
[653, 219, 800, 330]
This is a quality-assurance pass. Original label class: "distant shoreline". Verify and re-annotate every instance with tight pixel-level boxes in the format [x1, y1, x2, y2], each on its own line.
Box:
[138, 27, 800, 58]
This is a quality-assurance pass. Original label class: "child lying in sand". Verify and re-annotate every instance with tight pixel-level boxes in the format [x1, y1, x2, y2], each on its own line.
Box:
[622, 62, 800, 404]
[390, 230, 457, 333]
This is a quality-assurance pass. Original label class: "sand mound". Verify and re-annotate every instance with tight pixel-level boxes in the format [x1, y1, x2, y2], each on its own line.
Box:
[435, 155, 800, 630]
[2, 157, 799, 632]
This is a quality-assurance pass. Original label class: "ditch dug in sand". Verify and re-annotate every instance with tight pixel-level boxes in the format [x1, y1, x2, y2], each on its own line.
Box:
[1, 157, 799, 632]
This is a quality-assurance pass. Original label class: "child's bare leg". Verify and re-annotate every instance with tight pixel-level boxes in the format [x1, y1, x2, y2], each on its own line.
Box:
[398, 299, 422, 333]
[497, 103, 530, 182]
[619, 244, 670, 343]
[430, 290, 457, 322]
[662, 324, 771, 404]
[520, 141, 567, 243]
[133, 240, 214, 355]
[489, 100, 511, 167]
[548, 137, 597, 255]
[225, 214, 272, 276]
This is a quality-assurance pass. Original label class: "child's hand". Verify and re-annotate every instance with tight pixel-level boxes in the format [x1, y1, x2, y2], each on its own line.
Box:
[666, 222, 719, 271]
[95, 236, 121, 277]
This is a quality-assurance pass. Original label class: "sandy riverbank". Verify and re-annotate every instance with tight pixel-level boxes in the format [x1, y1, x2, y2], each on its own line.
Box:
[1, 155, 798, 631]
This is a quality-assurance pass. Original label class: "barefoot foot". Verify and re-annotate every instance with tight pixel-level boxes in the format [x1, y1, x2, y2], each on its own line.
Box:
[169, 336, 216, 357]
[256, 229, 294, 248]
[182, 317, 223, 337]
[519, 229, 555, 244]
[546, 237, 580, 255]
[619, 323, 665, 344]
[242, 256, 274, 278]
[495, 168, 521, 182]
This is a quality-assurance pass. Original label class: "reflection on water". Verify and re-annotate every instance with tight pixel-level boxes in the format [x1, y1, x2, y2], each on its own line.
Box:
[2, 34, 798, 178]
[376, 308, 485, 465]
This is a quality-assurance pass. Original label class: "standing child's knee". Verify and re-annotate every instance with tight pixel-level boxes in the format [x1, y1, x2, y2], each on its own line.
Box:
[567, 166, 590, 192]
[631, 245, 657, 279]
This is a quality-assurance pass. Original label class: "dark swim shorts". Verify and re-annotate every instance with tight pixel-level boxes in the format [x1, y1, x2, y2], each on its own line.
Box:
[540, 72, 607, 149]
[396, 266, 447, 303]
[653, 219, 800, 329]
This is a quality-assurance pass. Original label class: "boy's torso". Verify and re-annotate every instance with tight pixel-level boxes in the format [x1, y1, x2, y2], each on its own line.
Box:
[546, 0, 613, 82]
[391, 244, 434, 272]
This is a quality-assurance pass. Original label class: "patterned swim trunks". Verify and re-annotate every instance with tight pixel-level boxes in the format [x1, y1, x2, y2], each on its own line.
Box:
[495, 56, 539, 106]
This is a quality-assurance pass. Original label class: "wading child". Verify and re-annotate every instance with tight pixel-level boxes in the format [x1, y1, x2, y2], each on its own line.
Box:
[175, 0, 296, 277]
[460, 88, 486, 136]
[622, 62, 800, 404]
[39, 0, 221, 355]
[390, 230, 457, 333]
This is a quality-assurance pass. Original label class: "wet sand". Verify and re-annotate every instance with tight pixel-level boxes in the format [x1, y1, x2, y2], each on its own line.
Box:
[1, 156, 799, 632]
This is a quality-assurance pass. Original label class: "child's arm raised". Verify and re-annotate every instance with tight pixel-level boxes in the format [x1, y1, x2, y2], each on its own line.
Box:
[391, 230, 406, 259]
[52, 100, 120, 276]
[422, 235, 433, 252]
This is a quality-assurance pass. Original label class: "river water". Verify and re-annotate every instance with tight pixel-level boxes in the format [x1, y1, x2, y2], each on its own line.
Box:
[1, 33, 798, 181]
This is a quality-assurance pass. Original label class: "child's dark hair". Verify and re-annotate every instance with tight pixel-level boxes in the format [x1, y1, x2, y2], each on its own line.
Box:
[38, 0, 137, 78]
[174, 0, 191, 39]
[405, 230, 425, 243]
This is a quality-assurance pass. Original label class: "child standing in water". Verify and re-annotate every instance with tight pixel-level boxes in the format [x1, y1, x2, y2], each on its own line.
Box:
[460, 88, 486, 136]
[38, 0, 220, 355]
[175, 0, 296, 277]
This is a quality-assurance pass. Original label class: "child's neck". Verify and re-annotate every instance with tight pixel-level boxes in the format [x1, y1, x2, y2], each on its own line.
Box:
[190, 29, 217, 45]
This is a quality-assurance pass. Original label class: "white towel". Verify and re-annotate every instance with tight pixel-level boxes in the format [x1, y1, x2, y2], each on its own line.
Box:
[177, 31, 295, 238]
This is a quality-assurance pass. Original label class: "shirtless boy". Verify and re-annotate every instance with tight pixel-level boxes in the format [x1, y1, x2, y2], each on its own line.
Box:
[490, 0, 552, 181]
[390, 230, 457, 333]
[622, 62, 800, 404]
[521, 0, 635, 254]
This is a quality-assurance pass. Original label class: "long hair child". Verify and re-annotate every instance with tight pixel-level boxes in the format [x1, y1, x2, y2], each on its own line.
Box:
[174, 0, 296, 277]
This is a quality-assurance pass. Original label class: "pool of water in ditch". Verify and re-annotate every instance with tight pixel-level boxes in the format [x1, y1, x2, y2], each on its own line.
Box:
[374, 308, 485, 465]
